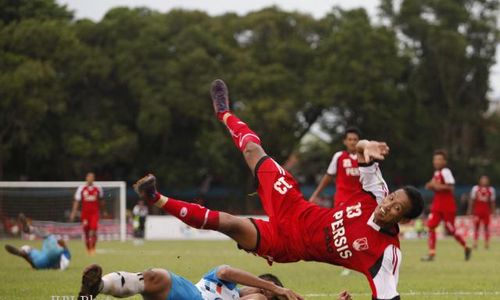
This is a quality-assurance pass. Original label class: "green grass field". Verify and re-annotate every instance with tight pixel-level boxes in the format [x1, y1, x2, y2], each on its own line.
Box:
[1, 238, 499, 299]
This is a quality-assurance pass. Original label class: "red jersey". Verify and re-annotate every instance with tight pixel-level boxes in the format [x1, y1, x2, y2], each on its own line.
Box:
[327, 151, 362, 205]
[253, 158, 400, 299]
[430, 168, 456, 213]
[74, 184, 103, 216]
[470, 185, 495, 215]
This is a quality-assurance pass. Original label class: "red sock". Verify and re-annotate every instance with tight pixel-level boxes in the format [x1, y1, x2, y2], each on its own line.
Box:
[445, 221, 466, 247]
[155, 196, 219, 230]
[485, 225, 490, 244]
[89, 232, 97, 250]
[84, 229, 91, 250]
[428, 229, 436, 255]
[474, 223, 480, 245]
[223, 113, 261, 152]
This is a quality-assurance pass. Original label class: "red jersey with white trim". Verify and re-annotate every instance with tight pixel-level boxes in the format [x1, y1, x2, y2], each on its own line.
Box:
[74, 184, 103, 216]
[326, 151, 362, 205]
[431, 168, 456, 213]
[254, 158, 401, 299]
[471, 185, 495, 215]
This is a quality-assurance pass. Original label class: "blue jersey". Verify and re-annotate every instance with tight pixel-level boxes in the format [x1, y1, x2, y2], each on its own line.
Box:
[195, 266, 240, 300]
[28, 235, 68, 269]
[167, 266, 240, 300]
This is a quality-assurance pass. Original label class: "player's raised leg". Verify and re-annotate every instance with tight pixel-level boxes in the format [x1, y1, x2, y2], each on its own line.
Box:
[211, 79, 266, 174]
[4, 244, 36, 268]
[134, 174, 259, 251]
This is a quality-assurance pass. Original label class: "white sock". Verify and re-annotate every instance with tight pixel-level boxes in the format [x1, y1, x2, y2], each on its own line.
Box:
[101, 271, 145, 298]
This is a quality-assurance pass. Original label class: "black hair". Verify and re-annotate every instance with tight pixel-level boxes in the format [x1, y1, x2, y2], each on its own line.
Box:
[343, 126, 361, 139]
[259, 273, 283, 287]
[402, 186, 424, 219]
[259, 273, 283, 300]
[433, 149, 448, 160]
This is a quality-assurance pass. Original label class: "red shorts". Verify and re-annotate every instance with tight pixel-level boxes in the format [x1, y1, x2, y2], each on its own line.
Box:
[247, 157, 310, 263]
[81, 213, 99, 231]
[427, 210, 456, 229]
[473, 211, 491, 225]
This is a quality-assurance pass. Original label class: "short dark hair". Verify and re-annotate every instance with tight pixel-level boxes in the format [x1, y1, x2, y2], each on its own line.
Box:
[343, 126, 361, 139]
[433, 149, 448, 160]
[402, 186, 424, 219]
[259, 273, 283, 287]
[259, 273, 283, 300]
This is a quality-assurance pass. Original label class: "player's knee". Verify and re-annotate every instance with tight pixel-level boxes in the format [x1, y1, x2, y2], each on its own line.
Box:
[143, 269, 171, 294]
[218, 213, 241, 235]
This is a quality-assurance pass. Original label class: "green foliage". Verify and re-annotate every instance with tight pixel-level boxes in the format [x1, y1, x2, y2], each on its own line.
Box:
[0, 0, 498, 189]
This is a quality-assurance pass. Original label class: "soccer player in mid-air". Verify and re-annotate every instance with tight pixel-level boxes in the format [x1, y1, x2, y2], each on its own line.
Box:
[4, 214, 71, 270]
[135, 79, 424, 300]
[77, 263, 304, 300]
[70, 172, 106, 255]
[468, 175, 496, 249]
[421, 150, 471, 261]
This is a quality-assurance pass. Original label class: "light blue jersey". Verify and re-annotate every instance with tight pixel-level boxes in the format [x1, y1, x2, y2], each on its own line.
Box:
[195, 266, 240, 300]
[167, 266, 240, 300]
[28, 235, 68, 269]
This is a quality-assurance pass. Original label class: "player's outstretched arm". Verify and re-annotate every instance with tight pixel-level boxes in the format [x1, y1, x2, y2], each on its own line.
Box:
[355, 140, 390, 164]
[355, 140, 390, 202]
[217, 266, 304, 300]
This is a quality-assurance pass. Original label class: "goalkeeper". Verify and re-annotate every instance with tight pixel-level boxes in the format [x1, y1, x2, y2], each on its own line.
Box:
[4, 214, 71, 270]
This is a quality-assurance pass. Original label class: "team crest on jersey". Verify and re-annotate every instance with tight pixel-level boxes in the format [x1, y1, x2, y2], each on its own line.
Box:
[343, 159, 352, 168]
[180, 207, 188, 217]
[353, 237, 369, 251]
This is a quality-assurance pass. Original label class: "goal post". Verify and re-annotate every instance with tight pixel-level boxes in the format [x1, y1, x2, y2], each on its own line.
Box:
[0, 181, 128, 241]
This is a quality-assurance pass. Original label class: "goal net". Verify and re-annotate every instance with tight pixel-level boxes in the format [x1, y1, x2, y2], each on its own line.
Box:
[0, 181, 128, 241]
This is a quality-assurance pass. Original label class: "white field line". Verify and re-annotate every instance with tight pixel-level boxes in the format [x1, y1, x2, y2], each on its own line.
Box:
[306, 291, 500, 297]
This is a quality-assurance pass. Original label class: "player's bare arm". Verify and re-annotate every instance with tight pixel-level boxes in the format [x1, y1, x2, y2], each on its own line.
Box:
[216, 266, 303, 300]
[309, 174, 334, 203]
[429, 181, 454, 192]
[99, 200, 108, 217]
[69, 200, 79, 222]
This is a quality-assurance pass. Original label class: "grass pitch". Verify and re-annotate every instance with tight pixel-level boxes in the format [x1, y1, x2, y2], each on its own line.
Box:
[1, 238, 499, 299]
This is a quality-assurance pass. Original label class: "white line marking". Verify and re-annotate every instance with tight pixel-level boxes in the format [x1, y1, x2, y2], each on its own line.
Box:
[305, 291, 500, 297]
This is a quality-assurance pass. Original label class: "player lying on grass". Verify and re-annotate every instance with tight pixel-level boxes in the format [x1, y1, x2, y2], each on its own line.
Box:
[4, 214, 71, 270]
[134, 79, 424, 300]
[77, 263, 305, 300]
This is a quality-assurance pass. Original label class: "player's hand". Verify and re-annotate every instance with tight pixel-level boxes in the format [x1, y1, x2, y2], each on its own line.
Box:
[362, 141, 389, 162]
[425, 181, 435, 190]
[309, 195, 321, 205]
[69, 213, 75, 222]
[274, 286, 304, 300]
[338, 290, 353, 300]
